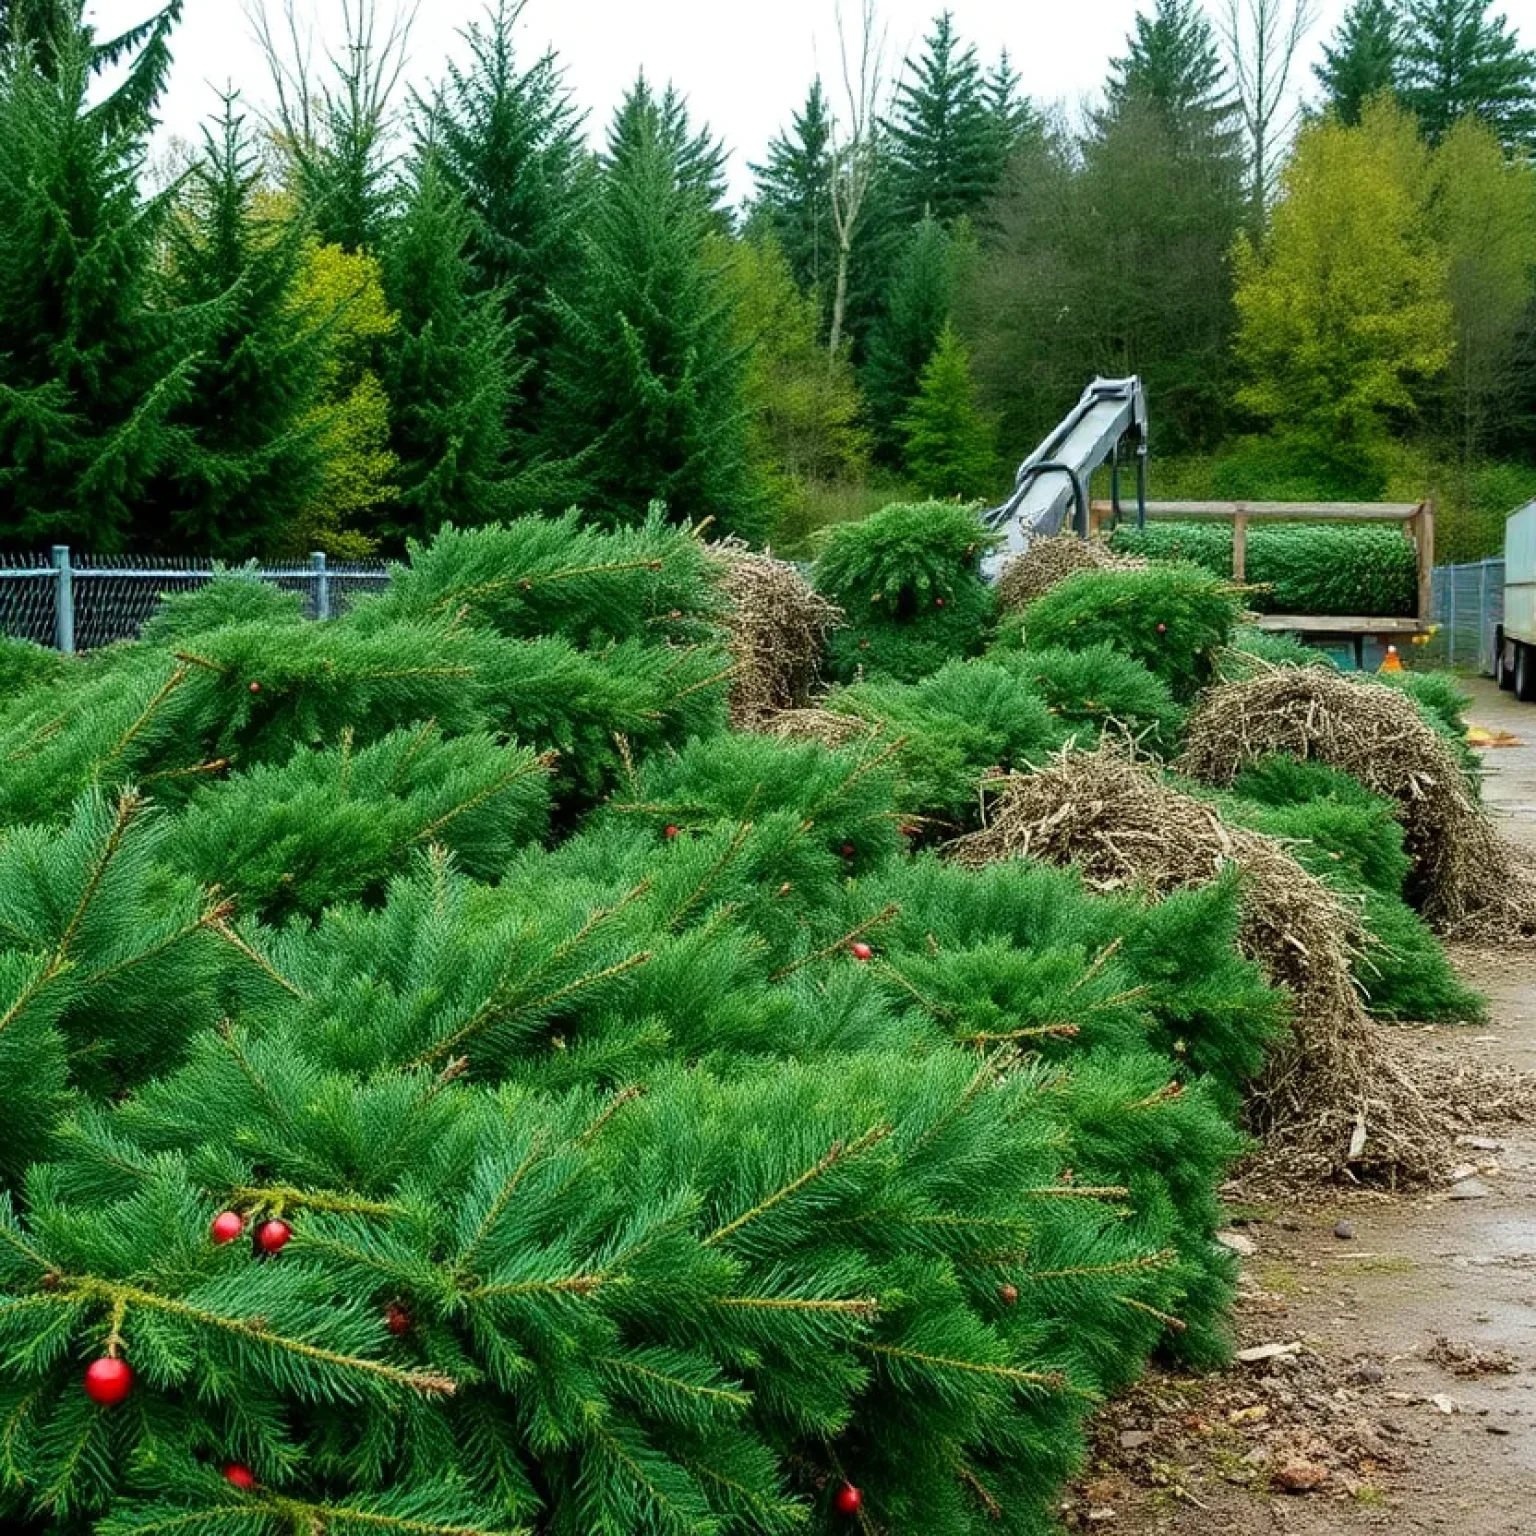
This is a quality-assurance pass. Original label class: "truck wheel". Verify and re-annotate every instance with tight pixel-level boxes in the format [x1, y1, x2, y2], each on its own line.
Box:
[1498, 632, 1517, 691]
[1517, 643, 1536, 703]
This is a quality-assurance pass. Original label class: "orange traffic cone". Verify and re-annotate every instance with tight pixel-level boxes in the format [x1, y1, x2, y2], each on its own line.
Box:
[1378, 645, 1404, 674]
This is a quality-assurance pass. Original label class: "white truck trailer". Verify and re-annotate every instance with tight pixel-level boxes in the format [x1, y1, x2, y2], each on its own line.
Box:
[1495, 501, 1536, 698]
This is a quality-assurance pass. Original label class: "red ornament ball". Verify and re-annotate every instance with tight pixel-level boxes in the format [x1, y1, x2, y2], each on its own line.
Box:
[664, 824, 681, 840]
[256, 1219, 292, 1255]
[223, 1463, 257, 1490]
[84, 1357, 133, 1406]
[384, 1302, 412, 1336]
[841, 843, 857, 858]
[998, 1283, 1020, 1306]
[248, 681, 262, 693]
[211, 1211, 245, 1245]
[1156, 623, 1168, 635]
[935, 596, 946, 608]
[834, 1482, 863, 1515]
[849, 941, 874, 962]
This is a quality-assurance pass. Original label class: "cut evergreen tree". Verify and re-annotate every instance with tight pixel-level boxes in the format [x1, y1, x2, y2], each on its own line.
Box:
[1314, 0, 1402, 123]
[0, 0, 201, 548]
[886, 11, 1006, 225]
[899, 323, 997, 500]
[152, 91, 330, 554]
[377, 154, 527, 544]
[543, 91, 762, 536]
[1397, 0, 1536, 150]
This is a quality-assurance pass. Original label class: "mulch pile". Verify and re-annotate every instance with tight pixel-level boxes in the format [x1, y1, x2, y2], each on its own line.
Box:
[947, 744, 1452, 1182]
[994, 534, 1147, 613]
[709, 542, 842, 730]
[1179, 669, 1536, 940]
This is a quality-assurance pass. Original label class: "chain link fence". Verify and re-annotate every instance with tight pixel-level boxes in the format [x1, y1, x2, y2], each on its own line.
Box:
[0, 548, 391, 652]
[1426, 557, 1504, 675]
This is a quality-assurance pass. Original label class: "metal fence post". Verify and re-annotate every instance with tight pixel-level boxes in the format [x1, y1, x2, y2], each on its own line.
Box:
[310, 550, 330, 621]
[1448, 571, 1457, 666]
[51, 545, 75, 654]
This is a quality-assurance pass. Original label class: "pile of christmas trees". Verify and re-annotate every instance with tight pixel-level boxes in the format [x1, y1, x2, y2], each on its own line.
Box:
[0, 512, 1303, 1535]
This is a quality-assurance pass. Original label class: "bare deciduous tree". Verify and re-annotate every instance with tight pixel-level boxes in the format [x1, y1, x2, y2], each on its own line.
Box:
[1218, 0, 1319, 217]
[247, 0, 418, 247]
[826, 0, 887, 361]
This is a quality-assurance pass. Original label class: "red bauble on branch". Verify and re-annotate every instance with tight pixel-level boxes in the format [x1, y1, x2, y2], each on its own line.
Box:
[841, 843, 856, 858]
[834, 1481, 863, 1515]
[211, 1211, 244, 1245]
[849, 942, 874, 962]
[223, 1464, 257, 1490]
[256, 1219, 292, 1254]
[83, 1357, 133, 1406]
[1156, 623, 1168, 635]
[249, 681, 262, 693]
[664, 824, 680, 840]
[998, 1283, 1020, 1306]
[384, 1302, 412, 1336]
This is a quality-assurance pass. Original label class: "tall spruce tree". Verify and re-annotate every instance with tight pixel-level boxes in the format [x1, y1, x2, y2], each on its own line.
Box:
[427, 0, 588, 412]
[1398, 0, 1536, 149]
[377, 156, 527, 547]
[0, 0, 202, 549]
[1314, 0, 1401, 123]
[150, 93, 329, 554]
[887, 11, 1004, 225]
[607, 72, 730, 218]
[984, 49, 1040, 163]
[543, 87, 761, 536]
[749, 78, 835, 307]
[862, 215, 956, 460]
[1102, 0, 1241, 139]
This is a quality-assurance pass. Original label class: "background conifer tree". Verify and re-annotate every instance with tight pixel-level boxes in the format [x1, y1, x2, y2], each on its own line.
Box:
[983, 49, 1040, 163]
[151, 92, 330, 554]
[428, 0, 588, 437]
[0, 0, 199, 548]
[1397, 0, 1536, 149]
[1314, 0, 1401, 123]
[607, 72, 731, 218]
[886, 11, 1004, 225]
[748, 79, 835, 310]
[543, 89, 761, 535]
[1103, 0, 1242, 140]
[377, 155, 526, 545]
[862, 215, 957, 459]
[900, 322, 997, 497]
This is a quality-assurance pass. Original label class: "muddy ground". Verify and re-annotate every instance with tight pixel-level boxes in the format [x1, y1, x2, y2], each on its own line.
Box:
[1065, 677, 1536, 1534]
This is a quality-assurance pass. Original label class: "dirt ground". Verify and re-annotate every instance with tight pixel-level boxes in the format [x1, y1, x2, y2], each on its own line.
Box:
[1065, 676, 1536, 1535]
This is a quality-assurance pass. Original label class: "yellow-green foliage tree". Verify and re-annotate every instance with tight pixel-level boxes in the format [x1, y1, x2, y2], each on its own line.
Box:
[283, 240, 400, 556]
[1426, 116, 1536, 466]
[722, 233, 869, 514]
[1232, 99, 1452, 472]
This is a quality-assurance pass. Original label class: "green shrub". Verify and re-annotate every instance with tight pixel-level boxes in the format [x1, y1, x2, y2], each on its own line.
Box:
[832, 659, 1063, 827]
[1018, 563, 1243, 702]
[815, 501, 997, 681]
[987, 642, 1186, 755]
[1112, 521, 1418, 617]
[0, 634, 67, 702]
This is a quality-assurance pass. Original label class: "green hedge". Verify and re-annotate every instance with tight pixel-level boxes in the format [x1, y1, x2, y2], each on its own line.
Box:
[1110, 521, 1419, 618]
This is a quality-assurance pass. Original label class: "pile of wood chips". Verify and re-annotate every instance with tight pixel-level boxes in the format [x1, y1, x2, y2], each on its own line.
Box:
[995, 534, 1147, 613]
[708, 542, 843, 730]
[947, 744, 1453, 1184]
[1179, 669, 1536, 940]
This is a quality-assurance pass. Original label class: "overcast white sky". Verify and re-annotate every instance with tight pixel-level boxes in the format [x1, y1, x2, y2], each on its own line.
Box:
[91, 0, 1369, 199]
